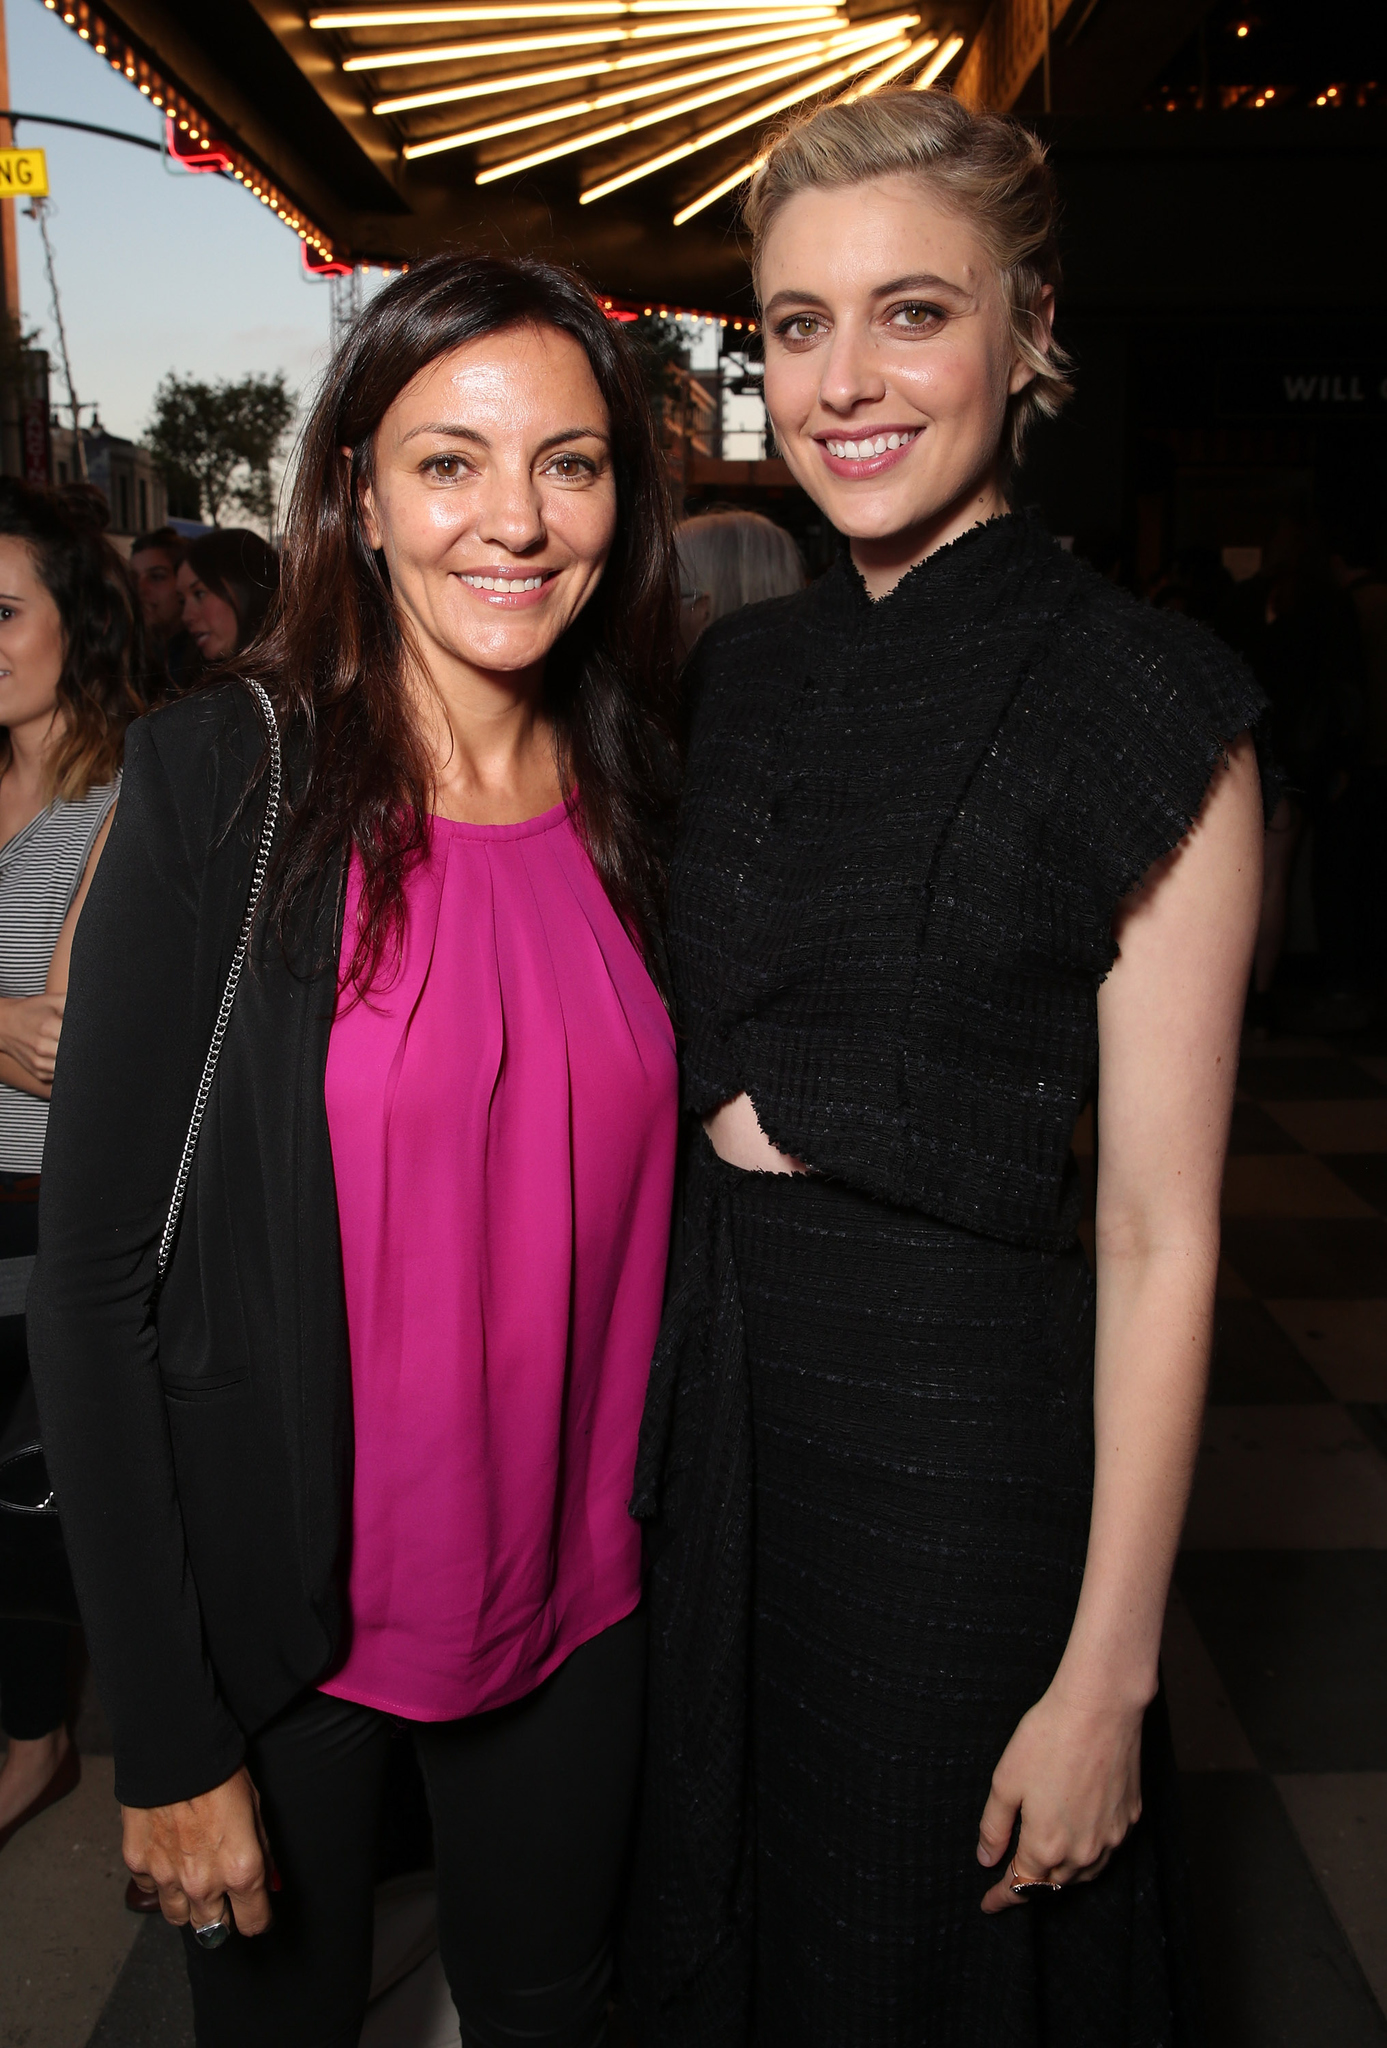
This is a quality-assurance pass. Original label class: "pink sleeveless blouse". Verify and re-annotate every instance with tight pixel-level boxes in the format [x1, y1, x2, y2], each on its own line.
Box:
[320, 803, 676, 1721]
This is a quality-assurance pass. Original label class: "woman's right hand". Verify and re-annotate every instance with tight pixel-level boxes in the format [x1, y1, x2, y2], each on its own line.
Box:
[122, 1766, 274, 1937]
[0, 993, 65, 1087]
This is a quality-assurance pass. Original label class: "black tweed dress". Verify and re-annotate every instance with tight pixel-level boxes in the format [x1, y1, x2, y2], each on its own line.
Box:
[625, 514, 1271, 2048]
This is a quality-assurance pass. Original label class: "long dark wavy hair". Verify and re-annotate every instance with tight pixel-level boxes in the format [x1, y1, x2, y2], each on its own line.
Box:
[0, 478, 144, 800]
[246, 253, 681, 994]
[183, 527, 281, 658]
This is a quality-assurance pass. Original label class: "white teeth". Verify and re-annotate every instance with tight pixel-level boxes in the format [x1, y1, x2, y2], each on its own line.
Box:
[462, 573, 545, 592]
[825, 430, 916, 460]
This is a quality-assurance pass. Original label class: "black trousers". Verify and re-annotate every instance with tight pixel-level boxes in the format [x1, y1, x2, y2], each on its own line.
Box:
[184, 1608, 645, 2048]
[1, 1185, 72, 1741]
[2, 1311, 71, 1739]
[0, 1612, 69, 1739]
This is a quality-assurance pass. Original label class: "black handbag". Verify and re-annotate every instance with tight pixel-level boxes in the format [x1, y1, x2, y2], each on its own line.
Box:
[0, 679, 282, 1626]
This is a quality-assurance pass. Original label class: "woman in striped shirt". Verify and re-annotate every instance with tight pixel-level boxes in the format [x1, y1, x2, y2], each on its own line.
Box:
[0, 480, 141, 1851]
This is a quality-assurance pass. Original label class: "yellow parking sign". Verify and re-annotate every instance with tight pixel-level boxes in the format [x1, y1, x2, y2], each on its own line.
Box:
[0, 149, 49, 197]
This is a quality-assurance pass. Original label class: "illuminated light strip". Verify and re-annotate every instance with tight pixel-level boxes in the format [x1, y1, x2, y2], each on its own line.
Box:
[314, 0, 830, 20]
[415, 42, 861, 157]
[372, 17, 841, 111]
[344, 9, 837, 67]
[671, 150, 764, 224]
[409, 33, 847, 126]
[911, 31, 963, 88]
[670, 28, 960, 226]
[460, 14, 915, 171]
[579, 35, 909, 201]
[837, 28, 936, 100]
[315, 4, 623, 20]
[628, 0, 841, 10]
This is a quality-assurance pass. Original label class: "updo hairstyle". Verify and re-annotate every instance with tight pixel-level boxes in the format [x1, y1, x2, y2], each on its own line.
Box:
[744, 89, 1073, 469]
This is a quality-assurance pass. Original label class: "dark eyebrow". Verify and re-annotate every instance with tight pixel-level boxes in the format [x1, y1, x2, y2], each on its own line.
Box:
[400, 422, 610, 451]
[870, 272, 971, 299]
[762, 272, 972, 320]
[0, 590, 24, 601]
[535, 425, 609, 453]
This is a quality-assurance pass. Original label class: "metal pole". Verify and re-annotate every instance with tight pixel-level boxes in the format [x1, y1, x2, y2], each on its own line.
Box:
[329, 266, 364, 355]
[27, 197, 85, 481]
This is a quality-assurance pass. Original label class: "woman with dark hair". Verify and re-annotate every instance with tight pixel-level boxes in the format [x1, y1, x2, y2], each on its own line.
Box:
[177, 527, 281, 669]
[0, 479, 141, 1848]
[29, 255, 680, 2046]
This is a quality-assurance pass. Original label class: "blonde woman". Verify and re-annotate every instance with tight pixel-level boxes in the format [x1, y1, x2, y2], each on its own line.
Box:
[629, 91, 1270, 2044]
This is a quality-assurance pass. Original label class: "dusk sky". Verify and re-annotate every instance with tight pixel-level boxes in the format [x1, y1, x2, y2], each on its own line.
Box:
[9, 0, 342, 445]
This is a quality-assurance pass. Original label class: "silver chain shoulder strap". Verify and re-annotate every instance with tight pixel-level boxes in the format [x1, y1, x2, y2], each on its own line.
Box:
[156, 679, 283, 1280]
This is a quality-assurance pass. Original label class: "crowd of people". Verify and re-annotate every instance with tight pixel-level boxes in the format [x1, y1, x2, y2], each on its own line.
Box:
[0, 75, 1371, 2048]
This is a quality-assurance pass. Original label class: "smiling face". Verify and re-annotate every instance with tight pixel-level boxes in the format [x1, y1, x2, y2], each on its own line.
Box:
[131, 546, 184, 638]
[0, 535, 67, 747]
[358, 323, 617, 694]
[178, 562, 241, 661]
[760, 175, 1049, 593]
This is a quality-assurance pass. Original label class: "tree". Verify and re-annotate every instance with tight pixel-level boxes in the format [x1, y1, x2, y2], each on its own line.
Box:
[629, 311, 688, 404]
[143, 371, 296, 527]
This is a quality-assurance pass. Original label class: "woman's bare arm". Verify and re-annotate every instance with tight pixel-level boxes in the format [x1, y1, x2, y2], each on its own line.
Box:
[0, 808, 115, 1098]
[0, 996, 64, 1097]
[47, 806, 117, 997]
[977, 733, 1263, 1907]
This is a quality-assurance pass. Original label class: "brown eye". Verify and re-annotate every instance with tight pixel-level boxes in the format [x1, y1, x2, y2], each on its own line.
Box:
[894, 303, 942, 329]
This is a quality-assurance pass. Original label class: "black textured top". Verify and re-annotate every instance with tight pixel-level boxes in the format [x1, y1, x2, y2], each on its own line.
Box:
[668, 511, 1271, 1248]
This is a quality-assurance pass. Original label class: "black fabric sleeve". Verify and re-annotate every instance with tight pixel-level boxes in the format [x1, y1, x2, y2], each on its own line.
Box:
[1059, 600, 1278, 967]
[27, 716, 248, 1807]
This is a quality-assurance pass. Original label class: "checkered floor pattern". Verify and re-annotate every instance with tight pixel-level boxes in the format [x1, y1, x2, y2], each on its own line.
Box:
[1164, 1033, 1387, 2046]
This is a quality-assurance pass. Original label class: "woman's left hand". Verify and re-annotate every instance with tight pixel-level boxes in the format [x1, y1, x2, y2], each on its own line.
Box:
[975, 1682, 1145, 1912]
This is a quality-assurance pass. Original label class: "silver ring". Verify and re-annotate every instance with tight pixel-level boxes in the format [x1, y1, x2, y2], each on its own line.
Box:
[192, 1913, 231, 1950]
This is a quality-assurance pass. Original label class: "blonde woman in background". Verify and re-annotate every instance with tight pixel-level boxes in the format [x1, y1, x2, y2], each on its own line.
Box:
[628, 89, 1271, 2047]
[675, 510, 805, 655]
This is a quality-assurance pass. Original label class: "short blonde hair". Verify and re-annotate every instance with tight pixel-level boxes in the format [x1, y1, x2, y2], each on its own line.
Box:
[744, 88, 1073, 469]
[676, 510, 805, 628]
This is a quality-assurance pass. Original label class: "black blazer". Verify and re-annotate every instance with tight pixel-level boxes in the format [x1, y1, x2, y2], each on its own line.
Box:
[28, 686, 351, 1807]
